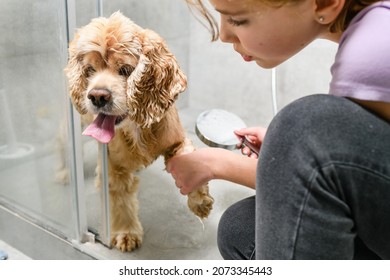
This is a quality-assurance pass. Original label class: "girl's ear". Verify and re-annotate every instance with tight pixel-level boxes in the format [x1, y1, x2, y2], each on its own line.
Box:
[314, 0, 346, 24]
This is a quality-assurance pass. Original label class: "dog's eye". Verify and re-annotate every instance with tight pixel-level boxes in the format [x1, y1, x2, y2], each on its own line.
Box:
[85, 65, 95, 77]
[118, 65, 134, 77]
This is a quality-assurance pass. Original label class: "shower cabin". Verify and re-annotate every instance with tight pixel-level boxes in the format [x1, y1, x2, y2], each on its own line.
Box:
[0, 0, 336, 259]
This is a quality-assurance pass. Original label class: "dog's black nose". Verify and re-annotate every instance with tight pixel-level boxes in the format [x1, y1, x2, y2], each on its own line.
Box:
[88, 88, 112, 108]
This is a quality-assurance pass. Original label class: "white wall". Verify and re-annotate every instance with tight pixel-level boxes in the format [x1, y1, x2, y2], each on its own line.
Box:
[186, 3, 338, 127]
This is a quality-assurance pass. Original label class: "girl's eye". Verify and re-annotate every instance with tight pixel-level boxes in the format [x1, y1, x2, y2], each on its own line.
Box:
[227, 17, 248, 26]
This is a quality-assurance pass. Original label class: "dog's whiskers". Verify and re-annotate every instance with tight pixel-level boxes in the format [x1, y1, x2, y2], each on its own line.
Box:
[112, 101, 127, 115]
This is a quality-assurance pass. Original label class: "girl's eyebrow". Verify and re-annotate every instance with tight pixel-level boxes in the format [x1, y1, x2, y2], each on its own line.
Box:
[215, 8, 247, 16]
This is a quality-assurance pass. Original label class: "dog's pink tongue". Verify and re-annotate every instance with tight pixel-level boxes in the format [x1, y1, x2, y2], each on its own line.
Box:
[82, 113, 117, 144]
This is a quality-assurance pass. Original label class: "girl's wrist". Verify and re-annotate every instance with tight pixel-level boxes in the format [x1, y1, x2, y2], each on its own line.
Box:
[209, 148, 231, 181]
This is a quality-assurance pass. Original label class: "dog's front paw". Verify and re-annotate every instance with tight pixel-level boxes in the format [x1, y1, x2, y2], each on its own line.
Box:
[187, 184, 214, 219]
[111, 232, 143, 252]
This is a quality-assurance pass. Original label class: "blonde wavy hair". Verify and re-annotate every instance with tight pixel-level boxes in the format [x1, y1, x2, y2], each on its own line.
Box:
[185, 0, 383, 41]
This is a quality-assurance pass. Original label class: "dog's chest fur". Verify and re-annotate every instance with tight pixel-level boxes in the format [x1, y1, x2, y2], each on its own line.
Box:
[107, 112, 184, 171]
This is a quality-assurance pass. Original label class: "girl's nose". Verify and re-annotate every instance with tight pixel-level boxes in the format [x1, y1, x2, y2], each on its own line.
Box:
[219, 20, 238, 43]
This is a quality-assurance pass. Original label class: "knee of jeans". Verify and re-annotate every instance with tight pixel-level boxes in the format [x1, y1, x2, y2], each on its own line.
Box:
[265, 94, 350, 147]
[217, 197, 256, 260]
[272, 94, 337, 128]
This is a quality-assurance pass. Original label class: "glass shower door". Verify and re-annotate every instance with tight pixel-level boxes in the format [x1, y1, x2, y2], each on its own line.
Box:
[0, 0, 87, 246]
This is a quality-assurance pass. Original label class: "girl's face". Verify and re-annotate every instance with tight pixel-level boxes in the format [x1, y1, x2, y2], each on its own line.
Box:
[209, 0, 328, 68]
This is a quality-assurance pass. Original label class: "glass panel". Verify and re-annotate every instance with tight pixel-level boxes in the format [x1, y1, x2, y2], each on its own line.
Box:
[0, 0, 77, 239]
[70, 0, 192, 243]
[70, 0, 206, 256]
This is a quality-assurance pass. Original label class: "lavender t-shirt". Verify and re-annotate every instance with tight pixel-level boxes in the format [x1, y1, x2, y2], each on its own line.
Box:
[329, 1, 390, 102]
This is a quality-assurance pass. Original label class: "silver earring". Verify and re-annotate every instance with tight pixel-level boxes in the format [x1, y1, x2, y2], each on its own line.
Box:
[319, 16, 325, 22]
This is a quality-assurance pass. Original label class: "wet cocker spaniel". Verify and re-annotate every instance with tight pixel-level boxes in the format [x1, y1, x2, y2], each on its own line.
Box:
[65, 12, 213, 252]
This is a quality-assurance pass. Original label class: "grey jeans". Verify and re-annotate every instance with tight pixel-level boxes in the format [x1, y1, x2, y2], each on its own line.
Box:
[217, 94, 390, 260]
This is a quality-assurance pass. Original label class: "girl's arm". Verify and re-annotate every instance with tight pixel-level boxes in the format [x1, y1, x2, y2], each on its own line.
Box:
[167, 126, 267, 195]
[351, 99, 390, 122]
[166, 147, 257, 195]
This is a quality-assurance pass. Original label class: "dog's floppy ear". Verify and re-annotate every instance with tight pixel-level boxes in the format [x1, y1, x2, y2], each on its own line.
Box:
[127, 29, 187, 128]
[64, 34, 88, 115]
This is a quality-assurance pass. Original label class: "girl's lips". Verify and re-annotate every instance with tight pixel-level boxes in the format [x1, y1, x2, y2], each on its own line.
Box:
[234, 45, 253, 62]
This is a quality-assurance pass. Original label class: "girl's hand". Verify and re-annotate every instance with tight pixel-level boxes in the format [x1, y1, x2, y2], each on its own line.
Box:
[234, 127, 267, 159]
[166, 148, 215, 195]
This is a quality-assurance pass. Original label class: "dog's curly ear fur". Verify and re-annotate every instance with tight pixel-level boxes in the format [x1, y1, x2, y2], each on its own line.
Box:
[64, 34, 88, 115]
[127, 29, 187, 128]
